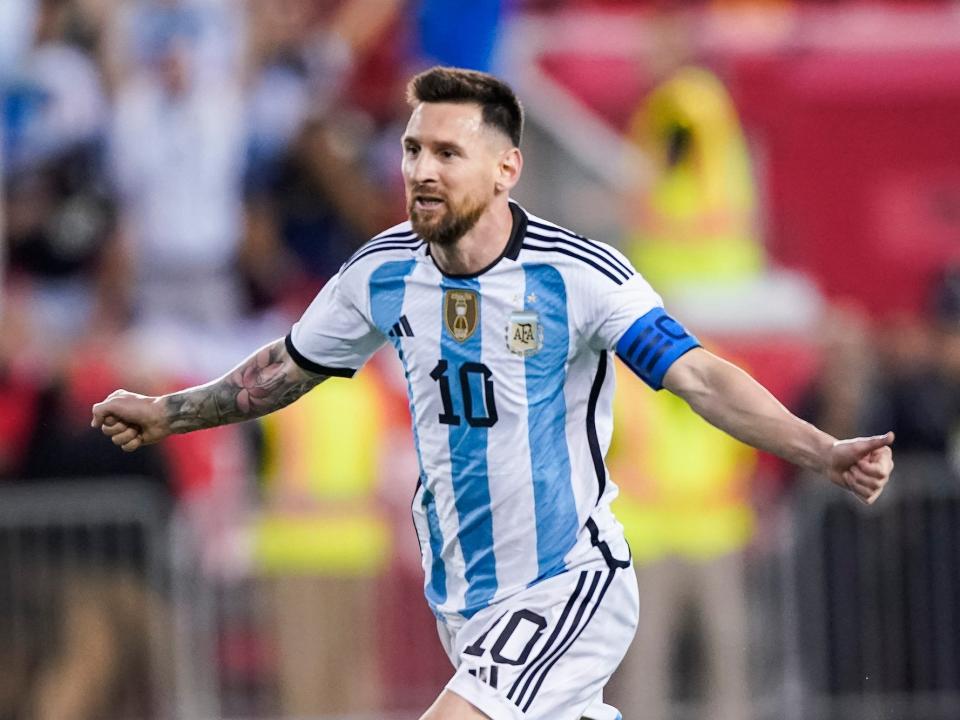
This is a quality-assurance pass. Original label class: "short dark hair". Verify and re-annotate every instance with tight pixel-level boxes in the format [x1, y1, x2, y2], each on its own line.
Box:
[407, 66, 524, 148]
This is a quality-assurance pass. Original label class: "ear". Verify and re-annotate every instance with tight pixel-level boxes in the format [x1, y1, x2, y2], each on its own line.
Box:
[494, 147, 523, 194]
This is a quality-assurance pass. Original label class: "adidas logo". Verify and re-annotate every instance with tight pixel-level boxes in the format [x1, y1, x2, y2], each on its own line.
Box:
[388, 315, 415, 338]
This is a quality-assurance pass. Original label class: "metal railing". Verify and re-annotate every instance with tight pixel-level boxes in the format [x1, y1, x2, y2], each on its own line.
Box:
[0, 479, 175, 719]
[781, 454, 960, 720]
[3, 455, 957, 720]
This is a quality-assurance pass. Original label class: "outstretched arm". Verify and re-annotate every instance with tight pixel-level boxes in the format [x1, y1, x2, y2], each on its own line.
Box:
[91, 337, 328, 451]
[663, 347, 894, 504]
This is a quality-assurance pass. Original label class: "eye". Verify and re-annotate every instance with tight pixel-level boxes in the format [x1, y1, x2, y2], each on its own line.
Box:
[404, 144, 420, 157]
[439, 149, 458, 160]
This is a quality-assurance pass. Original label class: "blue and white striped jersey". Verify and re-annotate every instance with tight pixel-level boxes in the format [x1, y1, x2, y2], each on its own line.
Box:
[288, 202, 700, 620]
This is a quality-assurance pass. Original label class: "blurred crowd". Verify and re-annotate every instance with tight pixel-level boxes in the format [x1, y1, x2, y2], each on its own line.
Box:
[0, 0, 421, 440]
[0, 0, 440, 717]
[2, 1, 960, 719]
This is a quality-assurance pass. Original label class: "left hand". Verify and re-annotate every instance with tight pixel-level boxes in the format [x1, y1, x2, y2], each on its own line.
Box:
[91, 389, 168, 452]
[827, 432, 895, 504]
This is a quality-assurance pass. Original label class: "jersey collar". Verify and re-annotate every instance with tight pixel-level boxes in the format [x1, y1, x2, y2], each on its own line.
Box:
[504, 200, 528, 262]
[426, 200, 528, 278]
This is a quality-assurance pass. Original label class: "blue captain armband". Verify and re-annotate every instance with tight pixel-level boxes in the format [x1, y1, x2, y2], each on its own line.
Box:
[615, 308, 700, 390]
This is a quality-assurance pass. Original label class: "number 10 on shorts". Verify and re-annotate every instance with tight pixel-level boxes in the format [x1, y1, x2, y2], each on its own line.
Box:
[464, 609, 548, 665]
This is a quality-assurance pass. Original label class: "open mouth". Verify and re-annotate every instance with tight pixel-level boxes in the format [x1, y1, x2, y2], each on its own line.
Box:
[414, 195, 445, 211]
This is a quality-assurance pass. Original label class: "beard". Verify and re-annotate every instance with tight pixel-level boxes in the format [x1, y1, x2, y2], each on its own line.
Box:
[409, 192, 488, 246]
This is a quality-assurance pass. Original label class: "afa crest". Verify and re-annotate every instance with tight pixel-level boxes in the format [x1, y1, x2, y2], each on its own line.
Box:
[444, 289, 479, 342]
[506, 310, 543, 356]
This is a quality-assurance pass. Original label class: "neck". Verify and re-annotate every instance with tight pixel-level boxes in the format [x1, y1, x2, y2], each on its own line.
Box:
[429, 197, 513, 276]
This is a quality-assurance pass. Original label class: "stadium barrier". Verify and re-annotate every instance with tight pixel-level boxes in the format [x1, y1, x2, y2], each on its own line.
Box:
[0, 479, 177, 719]
[2, 454, 958, 720]
[781, 454, 960, 720]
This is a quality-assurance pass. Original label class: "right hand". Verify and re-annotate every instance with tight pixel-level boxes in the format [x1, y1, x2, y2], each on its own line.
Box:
[91, 390, 169, 452]
[827, 432, 895, 505]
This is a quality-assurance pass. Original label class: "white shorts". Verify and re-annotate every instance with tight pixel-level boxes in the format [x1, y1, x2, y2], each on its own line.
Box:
[438, 562, 639, 720]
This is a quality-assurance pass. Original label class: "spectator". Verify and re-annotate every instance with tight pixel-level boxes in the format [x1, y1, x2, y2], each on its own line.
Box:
[607, 65, 765, 720]
[800, 284, 960, 462]
[242, 0, 403, 308]
[0, 0, 38, 79]
[870, 271, 960, 458]
[605, 350, 756, 720]
[796, 305, 883, 443]
[253, 357, 396, 717]
[623, 66, 762, 298]
[107, 0, 279, 379]
[2, 0, 119, 355]
[0, 347, 173, 720]
[793, 288, 960, 698]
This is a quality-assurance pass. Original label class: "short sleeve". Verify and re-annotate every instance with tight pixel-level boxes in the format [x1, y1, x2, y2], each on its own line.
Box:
[287, 271, 386, 377]
[589, 267, 700, 391]
[590, 268, 665, 349]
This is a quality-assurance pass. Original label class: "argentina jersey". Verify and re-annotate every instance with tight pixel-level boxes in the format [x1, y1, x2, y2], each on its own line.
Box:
[287, 202, 700, 621]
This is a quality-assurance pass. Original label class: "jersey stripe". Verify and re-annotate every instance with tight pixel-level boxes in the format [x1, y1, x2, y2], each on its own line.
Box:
[370, 260, 448, 610]
[586, 352, 608, 504]
[523, 264, 579, 580]
[284, 333, 357, 377]
[342, 229, 418, 267]
[370, 263, 424, 495]
[511, 569, 602, 707]
[342, 238, 421, 273]
[440, 277, 498, 617]
[586, 516, 631, 570]
[521, 242, 625, 285]
[423, 487, 449, 608]
[507, 570, 588, 702]
[524, 230, 631, 282]
[371, 259, 417, 342]
[373, 227, 418, 242]
[526, 218, 633, 278]
[521, 568, 618, 712]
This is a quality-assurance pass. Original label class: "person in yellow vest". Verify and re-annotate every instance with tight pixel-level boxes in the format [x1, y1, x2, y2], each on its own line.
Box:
[610, 68, 762, 719]
[604, 352, 756, 720]
[625, 66, 763, 296]
[254, 354, 394, 716]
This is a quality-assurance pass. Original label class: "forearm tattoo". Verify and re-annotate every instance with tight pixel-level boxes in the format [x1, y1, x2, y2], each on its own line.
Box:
[164, 339, 327, 433]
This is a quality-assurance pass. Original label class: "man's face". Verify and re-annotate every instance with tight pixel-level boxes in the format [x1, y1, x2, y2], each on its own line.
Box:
[401, 102, 509, 246]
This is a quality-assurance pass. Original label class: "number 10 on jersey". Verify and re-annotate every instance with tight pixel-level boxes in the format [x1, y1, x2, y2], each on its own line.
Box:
[429, 360, 498, 427]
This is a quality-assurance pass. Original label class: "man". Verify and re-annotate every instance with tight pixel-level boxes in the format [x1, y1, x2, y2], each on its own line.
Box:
[92, 67, 894, 720]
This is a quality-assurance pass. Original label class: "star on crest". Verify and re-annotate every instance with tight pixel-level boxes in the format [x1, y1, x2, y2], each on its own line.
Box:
[527, 293, 538, 304]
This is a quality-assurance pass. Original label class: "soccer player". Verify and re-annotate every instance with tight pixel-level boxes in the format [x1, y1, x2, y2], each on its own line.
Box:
[91, 67, 894, 720]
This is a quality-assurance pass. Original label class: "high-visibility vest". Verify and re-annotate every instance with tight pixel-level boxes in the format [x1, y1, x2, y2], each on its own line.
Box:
[625, 66, 763, 294]
[254, 364, 391, 576]
[609, 357, 756, 562]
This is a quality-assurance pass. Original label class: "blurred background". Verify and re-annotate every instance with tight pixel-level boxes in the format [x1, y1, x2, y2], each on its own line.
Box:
[1, 0, 960, 719]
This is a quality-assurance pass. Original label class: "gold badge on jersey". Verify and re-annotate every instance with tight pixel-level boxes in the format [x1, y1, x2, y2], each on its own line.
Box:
[506, 310, 543, 356]
[444, 289, 479, 342]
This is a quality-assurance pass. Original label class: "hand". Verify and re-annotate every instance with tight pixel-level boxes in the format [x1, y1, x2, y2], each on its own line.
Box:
[827, 431, 895, 505]
[91, 389, 169, 452]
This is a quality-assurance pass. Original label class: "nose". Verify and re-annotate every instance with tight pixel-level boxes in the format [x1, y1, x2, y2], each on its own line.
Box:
[405, 151, 438, 186]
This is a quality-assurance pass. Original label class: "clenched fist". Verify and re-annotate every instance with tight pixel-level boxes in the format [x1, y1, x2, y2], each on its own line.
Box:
[91, 390, 169, 452]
